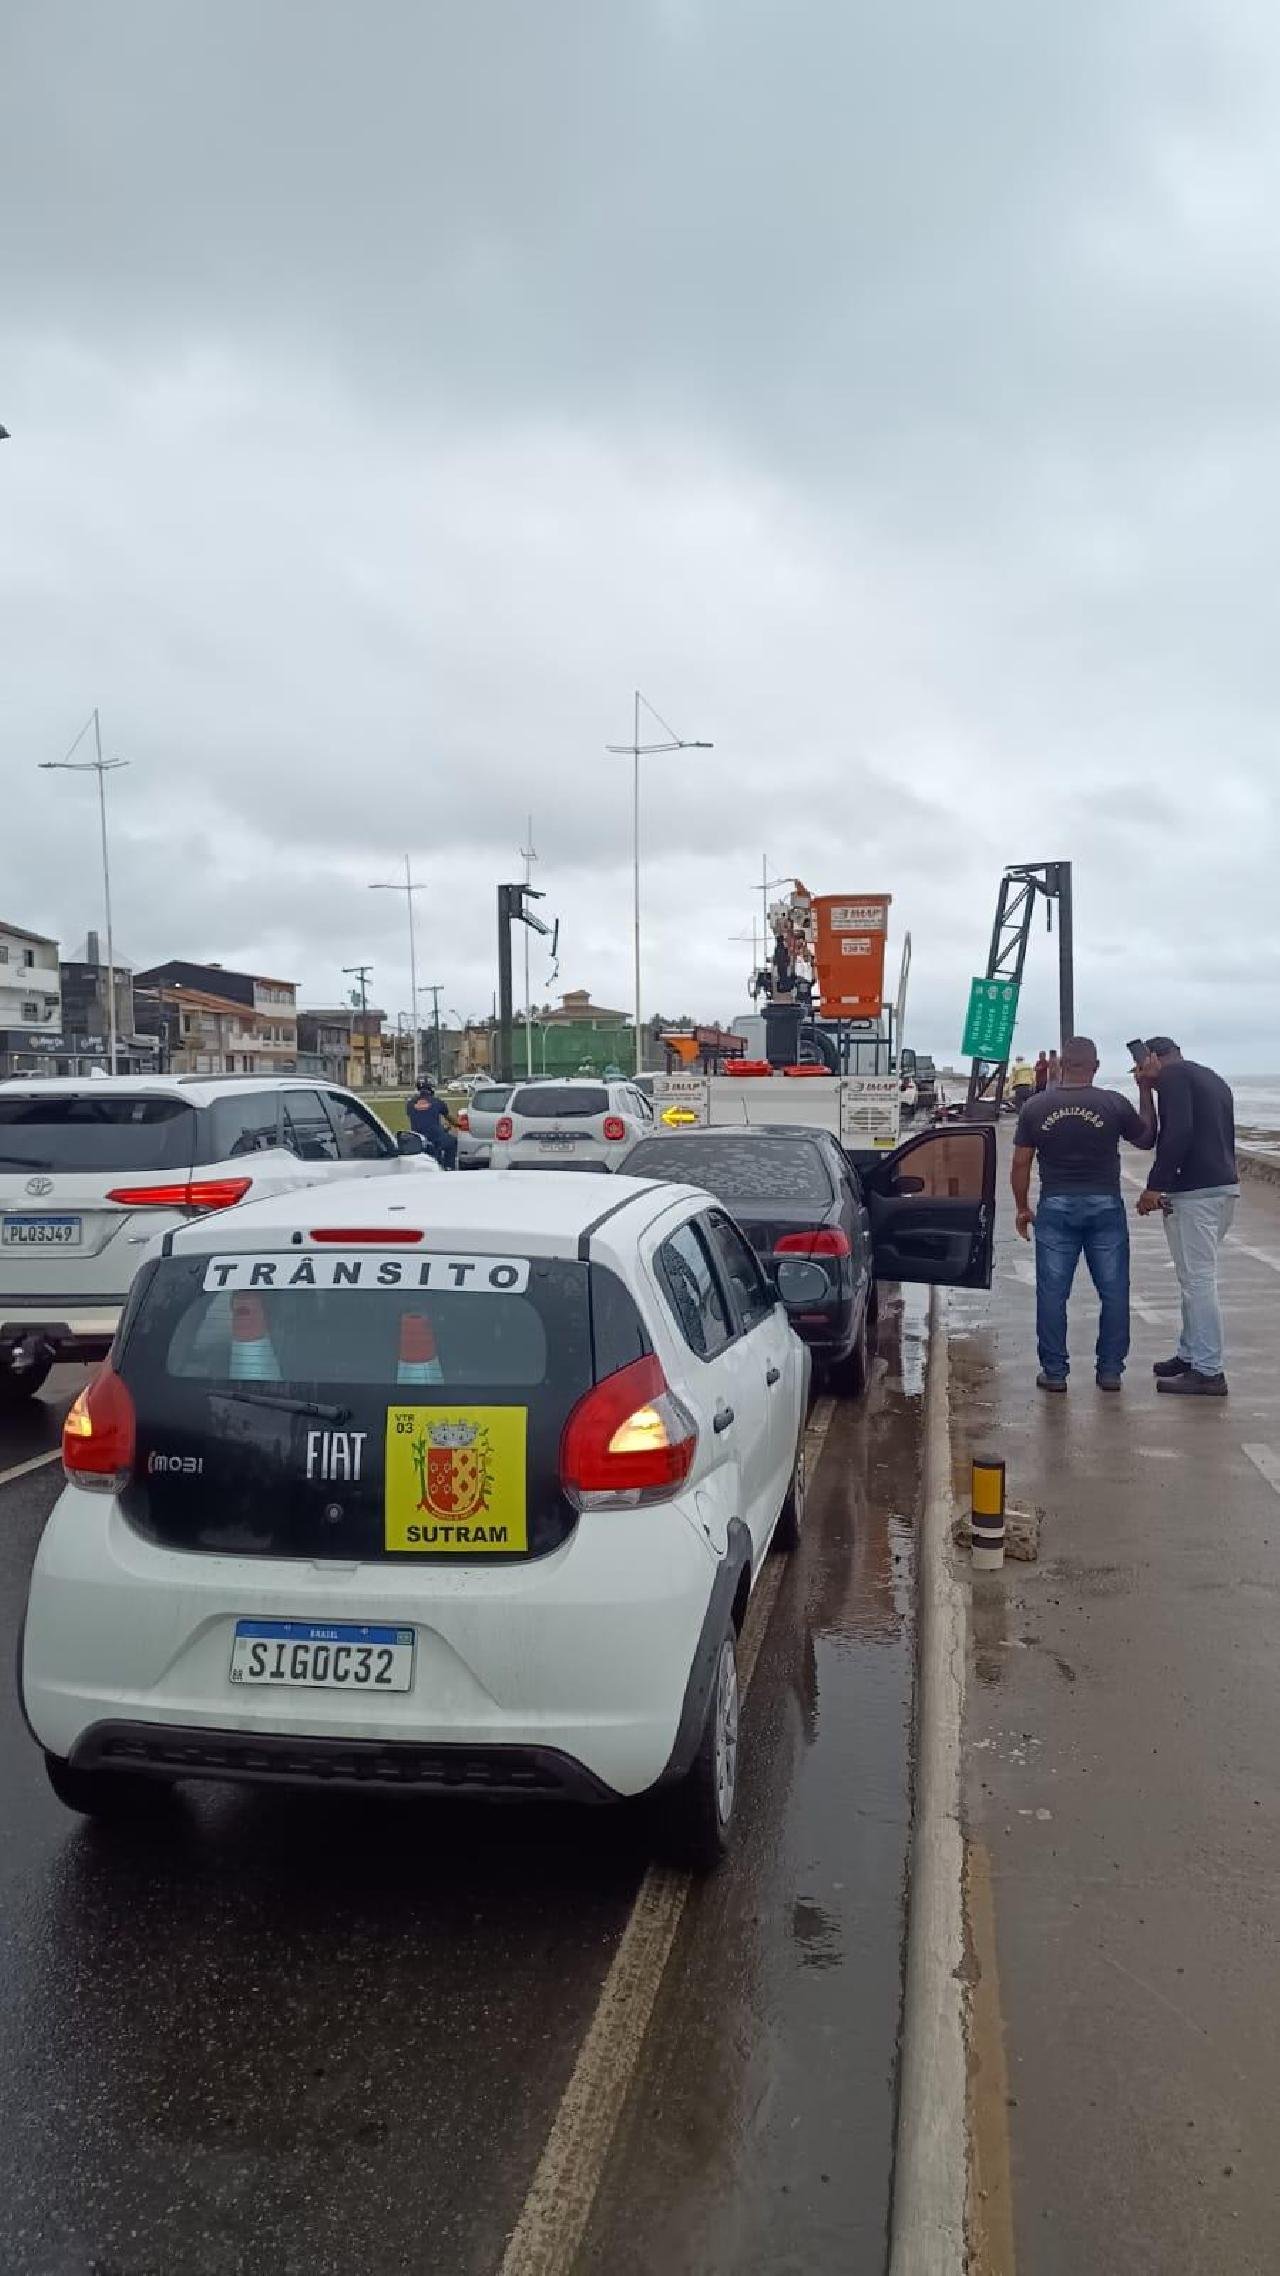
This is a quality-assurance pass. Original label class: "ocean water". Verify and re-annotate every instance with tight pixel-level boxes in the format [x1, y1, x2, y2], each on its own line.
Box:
[1228, 1079, 1280, 1138]
[1095, 1071, 1280, 1141]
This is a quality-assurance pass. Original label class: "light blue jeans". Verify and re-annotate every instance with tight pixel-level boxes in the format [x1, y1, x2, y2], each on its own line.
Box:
[1164, 1187, 1238, 1376]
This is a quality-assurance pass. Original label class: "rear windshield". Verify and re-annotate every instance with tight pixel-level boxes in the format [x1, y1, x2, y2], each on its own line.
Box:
[629, 1134, 834, 1204]
[512, 1086, 608, 1119]
[165, 1279, 551, 1387]
[471, 1088, 512, 1114]
[0, 1094, 195, 1173]
[117, 1251, 648, 1562]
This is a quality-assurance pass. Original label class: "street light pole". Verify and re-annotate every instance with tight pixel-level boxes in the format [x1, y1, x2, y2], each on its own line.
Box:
[40, 710, 129, 1073]
[369, 857, 424, 1083]
[607, 692, 713, 1077]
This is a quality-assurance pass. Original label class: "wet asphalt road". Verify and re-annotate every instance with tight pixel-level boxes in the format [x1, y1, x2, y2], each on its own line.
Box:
[0, 1315, 926, 2276]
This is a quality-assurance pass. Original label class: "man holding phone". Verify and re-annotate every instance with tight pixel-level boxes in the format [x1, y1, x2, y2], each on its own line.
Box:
[1011, 1036, 1157, 1390]
[1134, 1037, 1238, 1396]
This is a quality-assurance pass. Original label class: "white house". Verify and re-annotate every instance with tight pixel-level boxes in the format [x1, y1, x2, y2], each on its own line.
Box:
[0, 920, 63, 1074]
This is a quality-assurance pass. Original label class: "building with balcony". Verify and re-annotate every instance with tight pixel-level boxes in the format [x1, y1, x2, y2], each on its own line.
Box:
[134, 959, 298, 1074]
[297, 1007, 395, 1090]
[0, 919, 64, 1075]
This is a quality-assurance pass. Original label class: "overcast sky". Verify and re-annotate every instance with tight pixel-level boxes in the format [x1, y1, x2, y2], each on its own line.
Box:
[3, 1, 1278, 1069]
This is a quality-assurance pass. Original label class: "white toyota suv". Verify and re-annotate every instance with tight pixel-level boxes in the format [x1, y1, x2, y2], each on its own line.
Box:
[0, 1077, 435, 1408]
[22, 1171, 810, 1867]
[489, 1078, 655, 1172]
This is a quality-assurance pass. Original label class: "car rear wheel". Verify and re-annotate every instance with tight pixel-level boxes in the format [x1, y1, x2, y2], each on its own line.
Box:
[773, 1433, 806, 1552]
[44, 1754, 171, 1821]
[836, 1298, 871, 1399]
[0, 1357, 53, 1410]
[657, 1631, 739, 1872]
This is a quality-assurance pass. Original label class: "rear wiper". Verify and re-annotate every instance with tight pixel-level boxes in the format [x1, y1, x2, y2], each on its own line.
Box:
[0, 1155, 52, 1170]
[215, 1388, 351, 1423]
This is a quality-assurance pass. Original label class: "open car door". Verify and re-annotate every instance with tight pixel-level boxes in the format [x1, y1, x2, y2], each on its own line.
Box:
[861, 1122, 996, 1289]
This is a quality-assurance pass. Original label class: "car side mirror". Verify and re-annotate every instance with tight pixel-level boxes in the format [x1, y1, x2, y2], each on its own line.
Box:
[891, 1172, 926, 1195]
[397, 1131, 427, 1156]
[776, 1257, 830, 1308]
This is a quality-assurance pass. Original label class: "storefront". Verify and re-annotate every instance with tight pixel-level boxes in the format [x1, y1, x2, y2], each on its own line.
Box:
[0, 1030, 161, 1079]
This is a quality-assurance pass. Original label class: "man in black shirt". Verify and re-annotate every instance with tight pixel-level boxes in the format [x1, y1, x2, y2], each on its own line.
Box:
[1135, 1038, 1238, 1395]
[1012, 1036, 1156, 1391]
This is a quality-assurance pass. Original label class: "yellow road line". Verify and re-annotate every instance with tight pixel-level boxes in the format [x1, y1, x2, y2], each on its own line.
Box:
[496, 1392, 838, 2276]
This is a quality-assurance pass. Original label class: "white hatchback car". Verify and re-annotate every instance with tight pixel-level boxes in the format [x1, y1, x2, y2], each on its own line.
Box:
[21, 1171, 809, 1867]
[0, 1077, 436, 1408]
[489, 1078, 655, 1172]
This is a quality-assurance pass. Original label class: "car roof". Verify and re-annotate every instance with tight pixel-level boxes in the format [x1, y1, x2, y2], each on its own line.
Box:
[633, 1122, 841, 1145]
[166, 1168, 705, 1261]
[0, 1075, 356, 1103]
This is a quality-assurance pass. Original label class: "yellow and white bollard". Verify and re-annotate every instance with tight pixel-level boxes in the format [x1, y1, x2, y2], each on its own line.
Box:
[970, 1457, 1006, 1572]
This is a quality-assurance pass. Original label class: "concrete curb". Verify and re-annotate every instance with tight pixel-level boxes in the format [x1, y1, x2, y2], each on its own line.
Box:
[888, 1285, 968, 2275]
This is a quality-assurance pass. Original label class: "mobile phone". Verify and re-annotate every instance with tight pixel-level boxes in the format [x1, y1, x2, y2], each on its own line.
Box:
[1126, 1038, 1147, 1065]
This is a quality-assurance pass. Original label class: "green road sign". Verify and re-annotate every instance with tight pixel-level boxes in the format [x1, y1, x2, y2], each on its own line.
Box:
[962, 976, 1020, 1062]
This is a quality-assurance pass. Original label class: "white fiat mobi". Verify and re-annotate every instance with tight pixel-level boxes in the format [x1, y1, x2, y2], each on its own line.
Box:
[22, 1129, 995, 1866]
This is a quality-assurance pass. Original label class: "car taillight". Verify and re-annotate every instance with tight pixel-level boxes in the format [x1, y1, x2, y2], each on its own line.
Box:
[774, 1227, 852, 1258]
[455, 1111, 470, 1132]
[63, 1363, 136, 1492]
[561, 1354, 698, 1509]
[105, 1177, 253, 1212]
[602, 1116, 627, 1142]
[496, 1116, 513, 1141]
[310, 1227, 424, 1243]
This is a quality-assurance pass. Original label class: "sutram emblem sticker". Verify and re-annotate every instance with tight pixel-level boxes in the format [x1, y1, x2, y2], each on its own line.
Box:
[421, 1418, 490, 1520]
[384, 1406, 527, 1553]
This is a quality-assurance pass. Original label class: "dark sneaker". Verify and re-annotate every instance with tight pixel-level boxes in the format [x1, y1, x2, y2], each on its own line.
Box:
[1153, 1356, 1191, 1379]
[1036, 1371, 1068, 1393]
[1096, 1375, 1123, 1391]
[1157, 1370, 1228, 1397]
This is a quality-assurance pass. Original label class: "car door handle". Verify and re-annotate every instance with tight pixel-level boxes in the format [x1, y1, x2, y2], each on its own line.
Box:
[713, 1403, 735, 1434]
[765, 1365, 781, 1387]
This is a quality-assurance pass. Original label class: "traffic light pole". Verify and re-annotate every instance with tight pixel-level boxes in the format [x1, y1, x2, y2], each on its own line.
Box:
[497, 886, 516, 1084]
[496, 882, 555, 1082]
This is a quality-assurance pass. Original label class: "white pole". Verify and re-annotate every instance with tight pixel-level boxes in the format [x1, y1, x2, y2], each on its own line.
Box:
[523, 816, 535, 1083]
[94, 710, 119, 1075]
[405, 854, 420, 1084]
[633, 690, 642, 1077]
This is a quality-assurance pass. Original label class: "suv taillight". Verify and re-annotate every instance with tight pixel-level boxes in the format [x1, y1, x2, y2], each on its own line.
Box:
[560, 1355, 697, 1509]
[774, 1227, 852, 1258]
[602, 1116, 626, 1142]
[455, 1110, 470, 1131]
[105, 1177, 253, 1212]
[495, 1116, 514, 1142]
[63, 1362, 136, 1492]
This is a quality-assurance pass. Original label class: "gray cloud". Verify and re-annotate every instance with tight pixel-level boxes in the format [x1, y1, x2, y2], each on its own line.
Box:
[3, 1, 1279, 1071]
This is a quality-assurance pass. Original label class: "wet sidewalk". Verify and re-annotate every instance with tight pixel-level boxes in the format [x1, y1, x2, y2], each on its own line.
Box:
[947, 1157, 1280, 2273]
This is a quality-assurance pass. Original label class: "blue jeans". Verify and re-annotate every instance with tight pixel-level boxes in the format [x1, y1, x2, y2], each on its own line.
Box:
[1034, 1192, 1130, 1380]
[1164, 1187, 1237, 1375]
